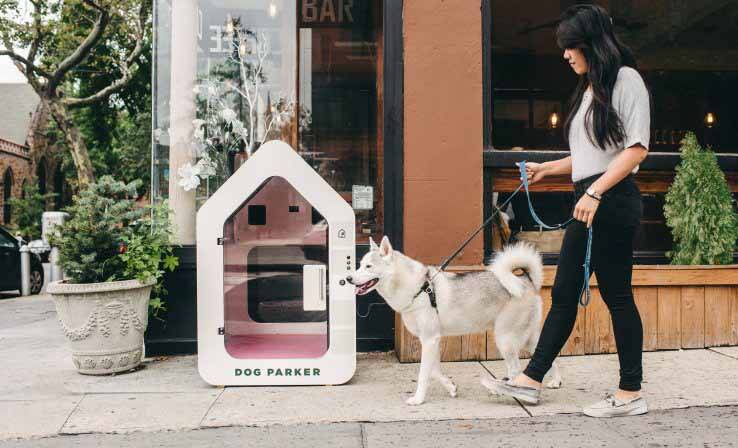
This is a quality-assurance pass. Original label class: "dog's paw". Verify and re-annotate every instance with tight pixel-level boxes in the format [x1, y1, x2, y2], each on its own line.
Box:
[405, 396, 425, 406]
[448, 383, 458, 398]
[480, 377, 500, 395]
[546, 378, 562, 389]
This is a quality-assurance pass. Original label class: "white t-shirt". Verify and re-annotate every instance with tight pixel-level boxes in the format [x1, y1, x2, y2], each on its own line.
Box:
[569, 66, 650, 182]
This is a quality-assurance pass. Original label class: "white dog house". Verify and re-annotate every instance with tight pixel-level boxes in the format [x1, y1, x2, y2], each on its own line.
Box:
[197, 141, 356, 386]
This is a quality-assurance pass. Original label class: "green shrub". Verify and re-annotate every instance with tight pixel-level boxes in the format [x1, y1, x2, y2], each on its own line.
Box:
[663, 132, 738, 264]
[8, 183, 56, 241]
[49, 176, 178, 313]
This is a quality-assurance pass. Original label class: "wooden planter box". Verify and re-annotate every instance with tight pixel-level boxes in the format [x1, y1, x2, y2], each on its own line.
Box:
[395, 265, 738, 362]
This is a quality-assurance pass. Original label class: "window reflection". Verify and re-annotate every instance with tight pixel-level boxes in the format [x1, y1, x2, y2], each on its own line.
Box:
[153, 0, 384, 243]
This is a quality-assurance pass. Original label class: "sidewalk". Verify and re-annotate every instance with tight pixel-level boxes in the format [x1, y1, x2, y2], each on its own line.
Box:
[2, 294, 738, 441]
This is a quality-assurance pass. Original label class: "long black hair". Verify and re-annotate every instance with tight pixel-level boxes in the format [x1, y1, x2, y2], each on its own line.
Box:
[557, 4, 639, 150]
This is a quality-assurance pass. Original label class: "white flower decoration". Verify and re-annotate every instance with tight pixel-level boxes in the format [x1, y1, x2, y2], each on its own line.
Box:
[193, 126, 205, 142]
[178, 163, 201, 191]
[232, 120, 248, 139]
[220, 107, 237, 123]
[190, 141, 207, 157]
[195, 154, 217, 178]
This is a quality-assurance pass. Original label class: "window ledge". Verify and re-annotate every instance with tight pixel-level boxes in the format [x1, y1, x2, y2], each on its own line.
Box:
[484, 148, 738, 171]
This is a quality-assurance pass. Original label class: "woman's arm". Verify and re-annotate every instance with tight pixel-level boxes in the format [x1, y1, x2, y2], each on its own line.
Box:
[542, 156, 573, 176]
[588, 145, 648, 195]
[520, 156, 572, 183]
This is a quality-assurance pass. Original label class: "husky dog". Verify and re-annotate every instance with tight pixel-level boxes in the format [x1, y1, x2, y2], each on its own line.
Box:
[348, 236, 562, 405]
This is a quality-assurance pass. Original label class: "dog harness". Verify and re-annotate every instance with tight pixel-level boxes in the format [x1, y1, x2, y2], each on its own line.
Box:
[413, 276, 437, 309]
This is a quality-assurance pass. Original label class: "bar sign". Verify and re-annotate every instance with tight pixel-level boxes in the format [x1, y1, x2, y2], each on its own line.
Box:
[299, 0, 355, 27]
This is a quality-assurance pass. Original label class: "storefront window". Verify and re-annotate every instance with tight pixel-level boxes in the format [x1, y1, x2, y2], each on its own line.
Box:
[490, 0, 738, 152]
[487, 1, 738, 261]
[154, 0, 383, 243]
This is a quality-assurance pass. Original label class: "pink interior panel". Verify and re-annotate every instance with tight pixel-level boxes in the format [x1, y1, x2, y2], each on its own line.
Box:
[225, 334, 328, 359]
[223, 176, 329, 359]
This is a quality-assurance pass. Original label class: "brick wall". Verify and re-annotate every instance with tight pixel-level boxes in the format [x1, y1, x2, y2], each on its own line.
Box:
[0, 138, 32, 226]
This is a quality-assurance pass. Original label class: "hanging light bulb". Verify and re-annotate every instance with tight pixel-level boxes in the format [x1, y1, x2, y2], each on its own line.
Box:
[549, 112, 560, 129]
[268, 2, 278, 18]
[704, 112, 716, 128]
[239, 42, 248, 56]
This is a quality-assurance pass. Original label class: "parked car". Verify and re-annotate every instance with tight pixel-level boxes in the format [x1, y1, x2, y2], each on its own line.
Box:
[0, 226, 44, 295]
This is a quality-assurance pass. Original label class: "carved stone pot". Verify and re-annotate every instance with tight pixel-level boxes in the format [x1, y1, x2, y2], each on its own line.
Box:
[47, 279, 155, 375]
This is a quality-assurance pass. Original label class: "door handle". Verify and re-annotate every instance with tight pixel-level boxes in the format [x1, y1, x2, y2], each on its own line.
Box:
[303, 264, 327, 311]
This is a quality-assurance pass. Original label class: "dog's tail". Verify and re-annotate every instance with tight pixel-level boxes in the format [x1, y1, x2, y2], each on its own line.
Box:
[488, 242, 543, 297]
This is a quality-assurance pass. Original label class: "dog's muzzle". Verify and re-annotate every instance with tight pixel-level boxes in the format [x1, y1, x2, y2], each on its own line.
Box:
[347, 276, 379, 296]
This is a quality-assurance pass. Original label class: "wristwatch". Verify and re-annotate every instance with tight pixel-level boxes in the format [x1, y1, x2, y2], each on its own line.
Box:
[586, 186, 602, 201]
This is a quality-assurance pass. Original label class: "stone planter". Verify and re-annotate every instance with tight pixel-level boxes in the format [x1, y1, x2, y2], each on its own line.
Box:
[47, 279, 155, 375]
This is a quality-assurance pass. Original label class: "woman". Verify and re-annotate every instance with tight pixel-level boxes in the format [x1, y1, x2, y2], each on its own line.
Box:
[485, 4, 650, 418]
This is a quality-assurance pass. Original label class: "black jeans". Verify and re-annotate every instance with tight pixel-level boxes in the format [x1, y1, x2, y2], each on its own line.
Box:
[523, 173, 645, 391]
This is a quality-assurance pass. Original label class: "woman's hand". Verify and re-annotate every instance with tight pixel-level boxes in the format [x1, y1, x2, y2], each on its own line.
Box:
[518, 162, 549, 184]
[574, 194, 600, 228]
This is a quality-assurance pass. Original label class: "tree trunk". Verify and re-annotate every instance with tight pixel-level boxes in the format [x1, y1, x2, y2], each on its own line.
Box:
[48, 100, 95, 187]
[26, 101, 50, 160]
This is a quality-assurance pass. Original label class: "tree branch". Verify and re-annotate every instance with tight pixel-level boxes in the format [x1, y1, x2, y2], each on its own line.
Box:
[0, 46, 49, 93]
[62, 1, 149, 108]
[47, 0, 110, 94]
[26, 0, 44, 84]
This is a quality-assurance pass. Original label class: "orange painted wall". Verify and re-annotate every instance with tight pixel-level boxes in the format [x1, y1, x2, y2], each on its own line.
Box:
[402, 0, 484, 265]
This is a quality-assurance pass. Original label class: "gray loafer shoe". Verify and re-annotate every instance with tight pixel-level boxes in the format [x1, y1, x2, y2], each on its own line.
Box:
[481, 377, 541, 405]
[583, 394, 648, 418]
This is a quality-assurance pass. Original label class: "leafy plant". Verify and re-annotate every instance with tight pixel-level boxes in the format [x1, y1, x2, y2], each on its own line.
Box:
[49, 176, 178, 313]
[663, 132, 738, 264]
[8, 183, 57, 241]
[119, 203, 178, 314]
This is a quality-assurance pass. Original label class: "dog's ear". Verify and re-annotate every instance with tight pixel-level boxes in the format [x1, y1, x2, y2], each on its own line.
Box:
[369, 237, 379, 252]
[379, 236, 393, 258]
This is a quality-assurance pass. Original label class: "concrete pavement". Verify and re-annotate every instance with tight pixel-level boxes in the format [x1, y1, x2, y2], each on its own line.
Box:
[2, 294, 738, 443]
[1, 406, 738, 447]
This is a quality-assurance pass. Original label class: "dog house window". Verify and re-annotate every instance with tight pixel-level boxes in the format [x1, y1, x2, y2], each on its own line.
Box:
[247, 205, 267, 226]
[153, 0, 386, 243]
[223, 176, 329, 359]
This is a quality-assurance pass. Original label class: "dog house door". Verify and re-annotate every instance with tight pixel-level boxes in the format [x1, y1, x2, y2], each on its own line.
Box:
[223, 176, 330, 359]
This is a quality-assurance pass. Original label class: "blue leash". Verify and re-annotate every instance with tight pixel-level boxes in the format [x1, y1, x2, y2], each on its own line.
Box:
[426, 161, 594, 308]
[518, 161, 593, 307]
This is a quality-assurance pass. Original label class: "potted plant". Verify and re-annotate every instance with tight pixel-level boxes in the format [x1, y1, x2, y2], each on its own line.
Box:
[664, 132, 738, 264]
[47, 177, 178, 375]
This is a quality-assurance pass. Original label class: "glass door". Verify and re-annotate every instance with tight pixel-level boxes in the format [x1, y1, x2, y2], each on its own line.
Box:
[296, 0, 384, 243]
[223, 176, 329, 359]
